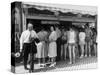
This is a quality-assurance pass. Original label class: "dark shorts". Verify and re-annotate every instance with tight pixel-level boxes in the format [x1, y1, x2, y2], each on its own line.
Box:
[85, 37, 91, 42]
[61, 40, 67, 45]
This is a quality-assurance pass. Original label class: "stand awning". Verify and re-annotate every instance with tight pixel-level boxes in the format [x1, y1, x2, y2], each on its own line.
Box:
[22, 3, 97, 22]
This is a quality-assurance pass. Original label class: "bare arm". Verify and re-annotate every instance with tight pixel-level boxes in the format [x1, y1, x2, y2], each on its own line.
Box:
[20, 32, 24, 52]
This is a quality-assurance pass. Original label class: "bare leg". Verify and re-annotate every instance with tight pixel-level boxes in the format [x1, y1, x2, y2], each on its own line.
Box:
[49, 57, 55, 67]
[82, 45, 85, 57]
[42, 49, 46, 66]
[75, 44, 79, 58]
[41, 42, 46, 67]
[80, 45, 84, 58]
[51, 58, 54, 63]
[64, 43, 67, 60]
[72, 45, 75, 64]
[94, 44, 97, 57]
[88, 42, 91, 57]
[68, 45, 72, 64]
[61, 45, 64, 60]
[85, 43, 88, 57]
[53, 57, 56, 66]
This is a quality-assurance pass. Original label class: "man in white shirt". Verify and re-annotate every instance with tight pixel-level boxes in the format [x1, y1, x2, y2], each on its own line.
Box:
[79, 28, 86, 58]
[20, 23, 39, 72]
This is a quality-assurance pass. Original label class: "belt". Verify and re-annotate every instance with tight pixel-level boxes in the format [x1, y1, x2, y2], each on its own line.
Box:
[24, 43, 31, 44]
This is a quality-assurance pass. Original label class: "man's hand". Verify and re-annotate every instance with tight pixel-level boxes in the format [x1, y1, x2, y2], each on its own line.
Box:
[20, 49, 24, 56]
[15, 52, 20, 57]
[20, 49, 22, 53]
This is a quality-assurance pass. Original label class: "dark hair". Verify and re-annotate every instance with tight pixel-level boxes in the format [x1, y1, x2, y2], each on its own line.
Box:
[93, 28, 97, 34]
[50, 26, 55, 30]
[80, 28, 85, 32]
[85, 23, 91, 28]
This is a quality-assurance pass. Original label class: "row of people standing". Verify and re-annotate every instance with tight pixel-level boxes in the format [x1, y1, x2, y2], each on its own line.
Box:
[36, 26, 78, 66]
[19, 23, 58, 71]
[56, 25, 97, 64]
[19, 23, 97, 72]
[36, 26, 57, 67]
[56, 27, 77, 64]
[36, 24, 97, 67]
